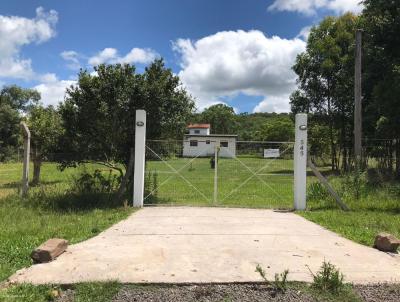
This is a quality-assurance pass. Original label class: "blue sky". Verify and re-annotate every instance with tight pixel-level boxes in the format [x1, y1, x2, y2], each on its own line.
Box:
[0, 0, 362, 113]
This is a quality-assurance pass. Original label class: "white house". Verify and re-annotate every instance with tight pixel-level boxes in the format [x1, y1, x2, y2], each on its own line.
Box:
[182, 124, 237, 158]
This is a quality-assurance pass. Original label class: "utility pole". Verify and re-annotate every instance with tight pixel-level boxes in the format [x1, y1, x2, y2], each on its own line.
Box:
[354, 29, 362, 169]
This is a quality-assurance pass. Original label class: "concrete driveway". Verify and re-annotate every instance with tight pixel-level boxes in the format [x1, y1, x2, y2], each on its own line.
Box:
[9, 207, 400, 284]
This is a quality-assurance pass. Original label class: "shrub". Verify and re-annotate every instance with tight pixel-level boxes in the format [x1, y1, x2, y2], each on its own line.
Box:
[71, 168, 120, 194]
[309, 261, 345, 293]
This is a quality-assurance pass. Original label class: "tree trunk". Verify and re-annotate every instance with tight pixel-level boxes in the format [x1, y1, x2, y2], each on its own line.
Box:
[114, 148, 135, 204]
[32, 148, 42, 186]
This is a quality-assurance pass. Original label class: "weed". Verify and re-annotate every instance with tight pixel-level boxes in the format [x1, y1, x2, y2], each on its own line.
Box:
[308, 261, 345, 293]
[274, 269, 289, 292]
[255, 264, 289, 293]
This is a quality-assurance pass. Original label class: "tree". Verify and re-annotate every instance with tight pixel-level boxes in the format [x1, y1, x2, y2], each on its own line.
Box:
[0, 85, 40, 161]
[361, 0, 400, 174]
[257, 117, 294, 142]
[59, 60, 195, 200]
[198, 104, 236, 134]
[290, 13, 359, 171]
[27, 105, 64, 185]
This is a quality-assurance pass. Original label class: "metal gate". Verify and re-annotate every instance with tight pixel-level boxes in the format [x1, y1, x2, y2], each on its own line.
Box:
[143, 139, 294, 209]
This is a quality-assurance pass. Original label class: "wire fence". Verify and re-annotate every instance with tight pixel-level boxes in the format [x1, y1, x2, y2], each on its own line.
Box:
[2, 137, 400, 209]
[144, 139, 295, 209]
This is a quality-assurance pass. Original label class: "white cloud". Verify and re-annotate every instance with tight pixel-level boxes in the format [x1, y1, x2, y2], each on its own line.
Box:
[173, 30, 305, 112]
[297, 26, 312, 41]
[60, 50, 81, 70]
[253, 95, 291, 113]
[0, 7, 58, 79]
[268, 0, 363, 16]
[34, 76, 75, 107]
[88, 47, 158, 66]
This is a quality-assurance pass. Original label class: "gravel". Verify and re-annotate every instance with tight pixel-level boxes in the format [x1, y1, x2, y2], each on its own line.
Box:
[56, 283, 400, 302]
[112, 284, 315, 302]
[355, 284, 400, 302]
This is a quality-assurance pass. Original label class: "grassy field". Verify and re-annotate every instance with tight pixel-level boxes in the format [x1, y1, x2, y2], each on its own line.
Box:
[1, 160, 400, 301]
[301, 179, 400, 246]
[0, 162, 132, 282]
[145, 156, 296, 208]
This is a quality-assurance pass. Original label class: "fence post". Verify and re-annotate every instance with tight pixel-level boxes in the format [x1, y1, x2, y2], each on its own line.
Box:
[294, 113, 307, 210]
[20, 122, 31, 197]
[213, 146, 219, 204]
[133, 110, 146, 207]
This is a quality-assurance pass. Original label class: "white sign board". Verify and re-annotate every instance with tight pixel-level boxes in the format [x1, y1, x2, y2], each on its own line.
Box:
[264, 148, 280, 158]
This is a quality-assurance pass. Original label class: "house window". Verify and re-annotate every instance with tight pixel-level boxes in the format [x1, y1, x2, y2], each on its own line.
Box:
[194, 129, 200, 134]
[220, 141, 228, 147]
[206, 140, 210, 144]
[190, 140, 198, 147]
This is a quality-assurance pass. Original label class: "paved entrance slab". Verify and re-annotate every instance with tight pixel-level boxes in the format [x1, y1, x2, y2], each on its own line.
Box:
[10, 207, 400, 284]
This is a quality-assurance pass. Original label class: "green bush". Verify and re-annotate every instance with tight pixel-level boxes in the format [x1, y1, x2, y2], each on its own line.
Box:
[310, 261, 345, 293]
[71, 169, 120, 194]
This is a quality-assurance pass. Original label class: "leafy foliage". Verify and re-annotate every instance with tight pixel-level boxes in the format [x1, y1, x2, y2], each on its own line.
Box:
[0, 85, 41, 161]
[309, 261, 345, 293]
[28, 105, 64, 184]
[60, 60, 194, 167]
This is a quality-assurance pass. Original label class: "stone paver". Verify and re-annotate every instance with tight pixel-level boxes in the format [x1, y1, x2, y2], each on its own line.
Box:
[9, 207, 400, 284]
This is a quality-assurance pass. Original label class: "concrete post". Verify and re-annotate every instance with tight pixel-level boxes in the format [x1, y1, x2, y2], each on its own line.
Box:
[20, 122, 31, 197]
[294, 113, 307, 210]
[133, 110, 146, 207]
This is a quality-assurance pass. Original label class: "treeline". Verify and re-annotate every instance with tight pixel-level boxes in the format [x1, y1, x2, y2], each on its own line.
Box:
[191, 104, 294, 142]
[290, 0, 400, 174]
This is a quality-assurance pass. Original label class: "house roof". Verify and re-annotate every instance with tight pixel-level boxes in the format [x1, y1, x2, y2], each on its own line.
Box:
[187, 123, 211, 129]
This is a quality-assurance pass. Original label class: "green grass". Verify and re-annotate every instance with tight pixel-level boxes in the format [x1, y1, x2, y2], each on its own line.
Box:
[300, 175, 400, 246]
[0, 162, 132, 282]
[145, 156, 297, 208]
[0, 282, 121, 302]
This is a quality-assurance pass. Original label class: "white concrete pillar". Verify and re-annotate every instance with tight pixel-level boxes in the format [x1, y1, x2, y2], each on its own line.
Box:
[133, 110, 146, 207]
[20, 122, 30, 197]
[294, 113, 307, 210]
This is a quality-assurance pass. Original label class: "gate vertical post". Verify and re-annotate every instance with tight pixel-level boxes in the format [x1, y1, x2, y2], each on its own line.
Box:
[20, 122, 30, 197]
[133, 110, 146, 207]
[294, 113, 307, 210]
[213, 146, 219, 204]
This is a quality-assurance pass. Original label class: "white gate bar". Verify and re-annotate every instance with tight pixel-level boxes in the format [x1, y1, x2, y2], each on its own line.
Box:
[133, 110, 146, 207]
[294, 113, 307, 210]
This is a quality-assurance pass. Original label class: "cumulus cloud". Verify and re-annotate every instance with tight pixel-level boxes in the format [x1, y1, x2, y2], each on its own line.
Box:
[0, 7, 58, 79]
[297, 26, 312, 41]
[173, 30, 305, 112]
[60, 50, 81, 70]
[34, 75, 75, 106]
[88, 47, 158, 66]
[268, 0, 363, 16]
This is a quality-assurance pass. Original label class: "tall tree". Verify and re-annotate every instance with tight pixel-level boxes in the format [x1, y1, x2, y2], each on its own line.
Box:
[362, 0, 400, 174]
[290, 13, 359, 170]
[59, 60, 195, 199]
[198, 104, 236, 134]
[28, 105, 64, 185]
[0, 85, 40, 161]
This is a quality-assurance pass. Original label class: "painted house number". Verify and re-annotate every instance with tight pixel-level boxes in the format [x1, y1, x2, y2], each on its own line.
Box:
[300, 139, 304, 157]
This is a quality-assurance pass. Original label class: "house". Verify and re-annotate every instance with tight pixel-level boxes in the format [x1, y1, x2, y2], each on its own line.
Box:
[182, 124, 237, 158]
